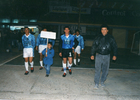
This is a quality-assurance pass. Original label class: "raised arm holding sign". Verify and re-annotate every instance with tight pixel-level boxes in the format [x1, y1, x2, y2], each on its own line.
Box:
[40, 31, 56, 50]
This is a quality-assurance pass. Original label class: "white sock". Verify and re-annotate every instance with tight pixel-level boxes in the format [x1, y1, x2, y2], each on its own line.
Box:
[25, 62, 28, 71]
[40, 61, 43, 67]
[30, 61, 34, 68]
[74, 59, 76, 65]
[67, 60, 69, 67]
[63, 63, 66, 73]
[78, 59, 80, 62]
[69, 63, 72, 69]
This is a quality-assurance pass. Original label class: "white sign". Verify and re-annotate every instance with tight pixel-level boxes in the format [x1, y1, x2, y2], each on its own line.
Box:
[49, 6, 91, 14]
[40, 31, 56, 39]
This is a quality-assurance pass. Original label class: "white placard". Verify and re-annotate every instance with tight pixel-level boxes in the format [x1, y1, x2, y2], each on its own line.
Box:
[40, 31, 56, 39]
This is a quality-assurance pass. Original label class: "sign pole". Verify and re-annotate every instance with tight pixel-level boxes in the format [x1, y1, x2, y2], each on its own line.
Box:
[46, 38, 48, 55]
[40, 31, 56, 55]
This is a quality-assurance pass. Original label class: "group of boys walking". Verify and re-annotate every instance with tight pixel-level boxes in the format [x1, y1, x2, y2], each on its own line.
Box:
[22, 26, 85, 77]
[22, 24, 117, 89]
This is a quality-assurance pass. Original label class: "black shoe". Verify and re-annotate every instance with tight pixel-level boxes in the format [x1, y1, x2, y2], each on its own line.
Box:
[78, 62, 80, 65]
[39, 67, 43, 70]
[24, 71, 29, 75]
[46, 74, 49, 77]
[31, 67, 34, 73]
[69, 69, 72, 75]
[72, 64, 76, 67]
[66, 67, 69, 70]
[62, 73, 66, 77]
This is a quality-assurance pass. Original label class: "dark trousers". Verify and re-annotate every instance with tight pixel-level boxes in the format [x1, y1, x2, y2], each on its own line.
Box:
[94, 53, 110, 85]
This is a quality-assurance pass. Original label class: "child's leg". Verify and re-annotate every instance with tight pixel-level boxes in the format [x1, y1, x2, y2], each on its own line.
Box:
[44, 65, 47, 75]
[63, 58, 67, 73]
[46, 65, 51, 75]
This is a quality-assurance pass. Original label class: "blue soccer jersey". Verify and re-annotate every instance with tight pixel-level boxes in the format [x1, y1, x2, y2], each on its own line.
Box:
[75, 35, 84, 49]
[59, 34, 78, 53]
[36, 34, 55, 47]
[22, 33, 35, 48]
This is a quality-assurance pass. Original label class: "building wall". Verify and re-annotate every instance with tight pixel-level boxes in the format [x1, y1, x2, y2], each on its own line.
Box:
[112, 29, 126, 48]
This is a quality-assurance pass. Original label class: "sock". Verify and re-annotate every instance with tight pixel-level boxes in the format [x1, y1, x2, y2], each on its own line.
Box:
[67, 60, 69, 67]
[30, 61, 34, 68]
[63, 63, 66, 73]
[69, 63, 72, 69]
[40, 61, 43, 67]
[74, 59, 76, 65]
[25, 62, 28, 71]
[78, 58, 80, 62]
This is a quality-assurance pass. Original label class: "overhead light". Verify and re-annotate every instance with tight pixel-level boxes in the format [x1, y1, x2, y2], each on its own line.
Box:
[30, 19, 37, 22]
[13, 19, 19, 23]
[2, 19, 10, 23]
[28, 26, 37, 28]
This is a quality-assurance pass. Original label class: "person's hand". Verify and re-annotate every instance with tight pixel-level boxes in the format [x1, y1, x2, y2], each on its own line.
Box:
[72, 47, 74, 49]
[112, 56, 117, 60]
[36, 46, 38, 51]
[45, 50, 47, 57]
[72, 50, 75, 53]
[91, 56, 94, 60]
[59, 52, 62, 57]
[82, 49, 84, 51]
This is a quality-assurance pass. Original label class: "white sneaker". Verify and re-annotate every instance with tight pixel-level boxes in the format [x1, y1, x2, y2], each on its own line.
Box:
[94, 84, 99, 89]
[101, 82, 105, 87]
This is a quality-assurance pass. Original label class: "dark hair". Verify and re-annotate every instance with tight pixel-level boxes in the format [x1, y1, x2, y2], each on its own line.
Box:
[48, 42, 52, 45]
[75, 29, 80, 33]
[24, 26, 29, 30]
[100, 24, 109, 30]
[42, 26, 47, 30]
[64, 26, 70, 30]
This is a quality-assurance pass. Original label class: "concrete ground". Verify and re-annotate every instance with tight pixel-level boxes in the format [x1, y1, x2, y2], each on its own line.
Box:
[0, 46, 140, 100]
[0, 65, 140, 100]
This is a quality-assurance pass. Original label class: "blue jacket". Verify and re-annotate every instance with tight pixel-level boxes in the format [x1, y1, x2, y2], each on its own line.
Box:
[22, 33, 35, 48]
[59, 34, 78, 53]
[42, 48, 54, 65]
[75, 35, 84, 49]
[36, 34, 55, 47]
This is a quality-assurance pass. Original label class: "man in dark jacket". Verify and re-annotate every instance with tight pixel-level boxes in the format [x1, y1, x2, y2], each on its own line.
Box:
[91, 24, 117, 89]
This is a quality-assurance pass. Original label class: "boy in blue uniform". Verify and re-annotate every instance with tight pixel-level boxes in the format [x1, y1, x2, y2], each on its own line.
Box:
[22, 27, 35, 75]
[42, 42, 54, 77]
[73, 30, 84, 66]
[36, 27, 55, 70]
[59, 26, 78, 77]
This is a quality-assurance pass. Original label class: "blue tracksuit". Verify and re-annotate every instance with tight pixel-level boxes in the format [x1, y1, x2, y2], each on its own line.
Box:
[36, 34, 55, 47]
[59, 34, 78, 53]
[22, 33, 35, 48]
[75, 35, 84, 50]
[42, 48, 54, 65]
[42, 48, 54, 75]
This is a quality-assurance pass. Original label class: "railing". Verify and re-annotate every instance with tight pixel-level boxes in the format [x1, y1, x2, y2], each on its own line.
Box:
[131, 31, 140, 55]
